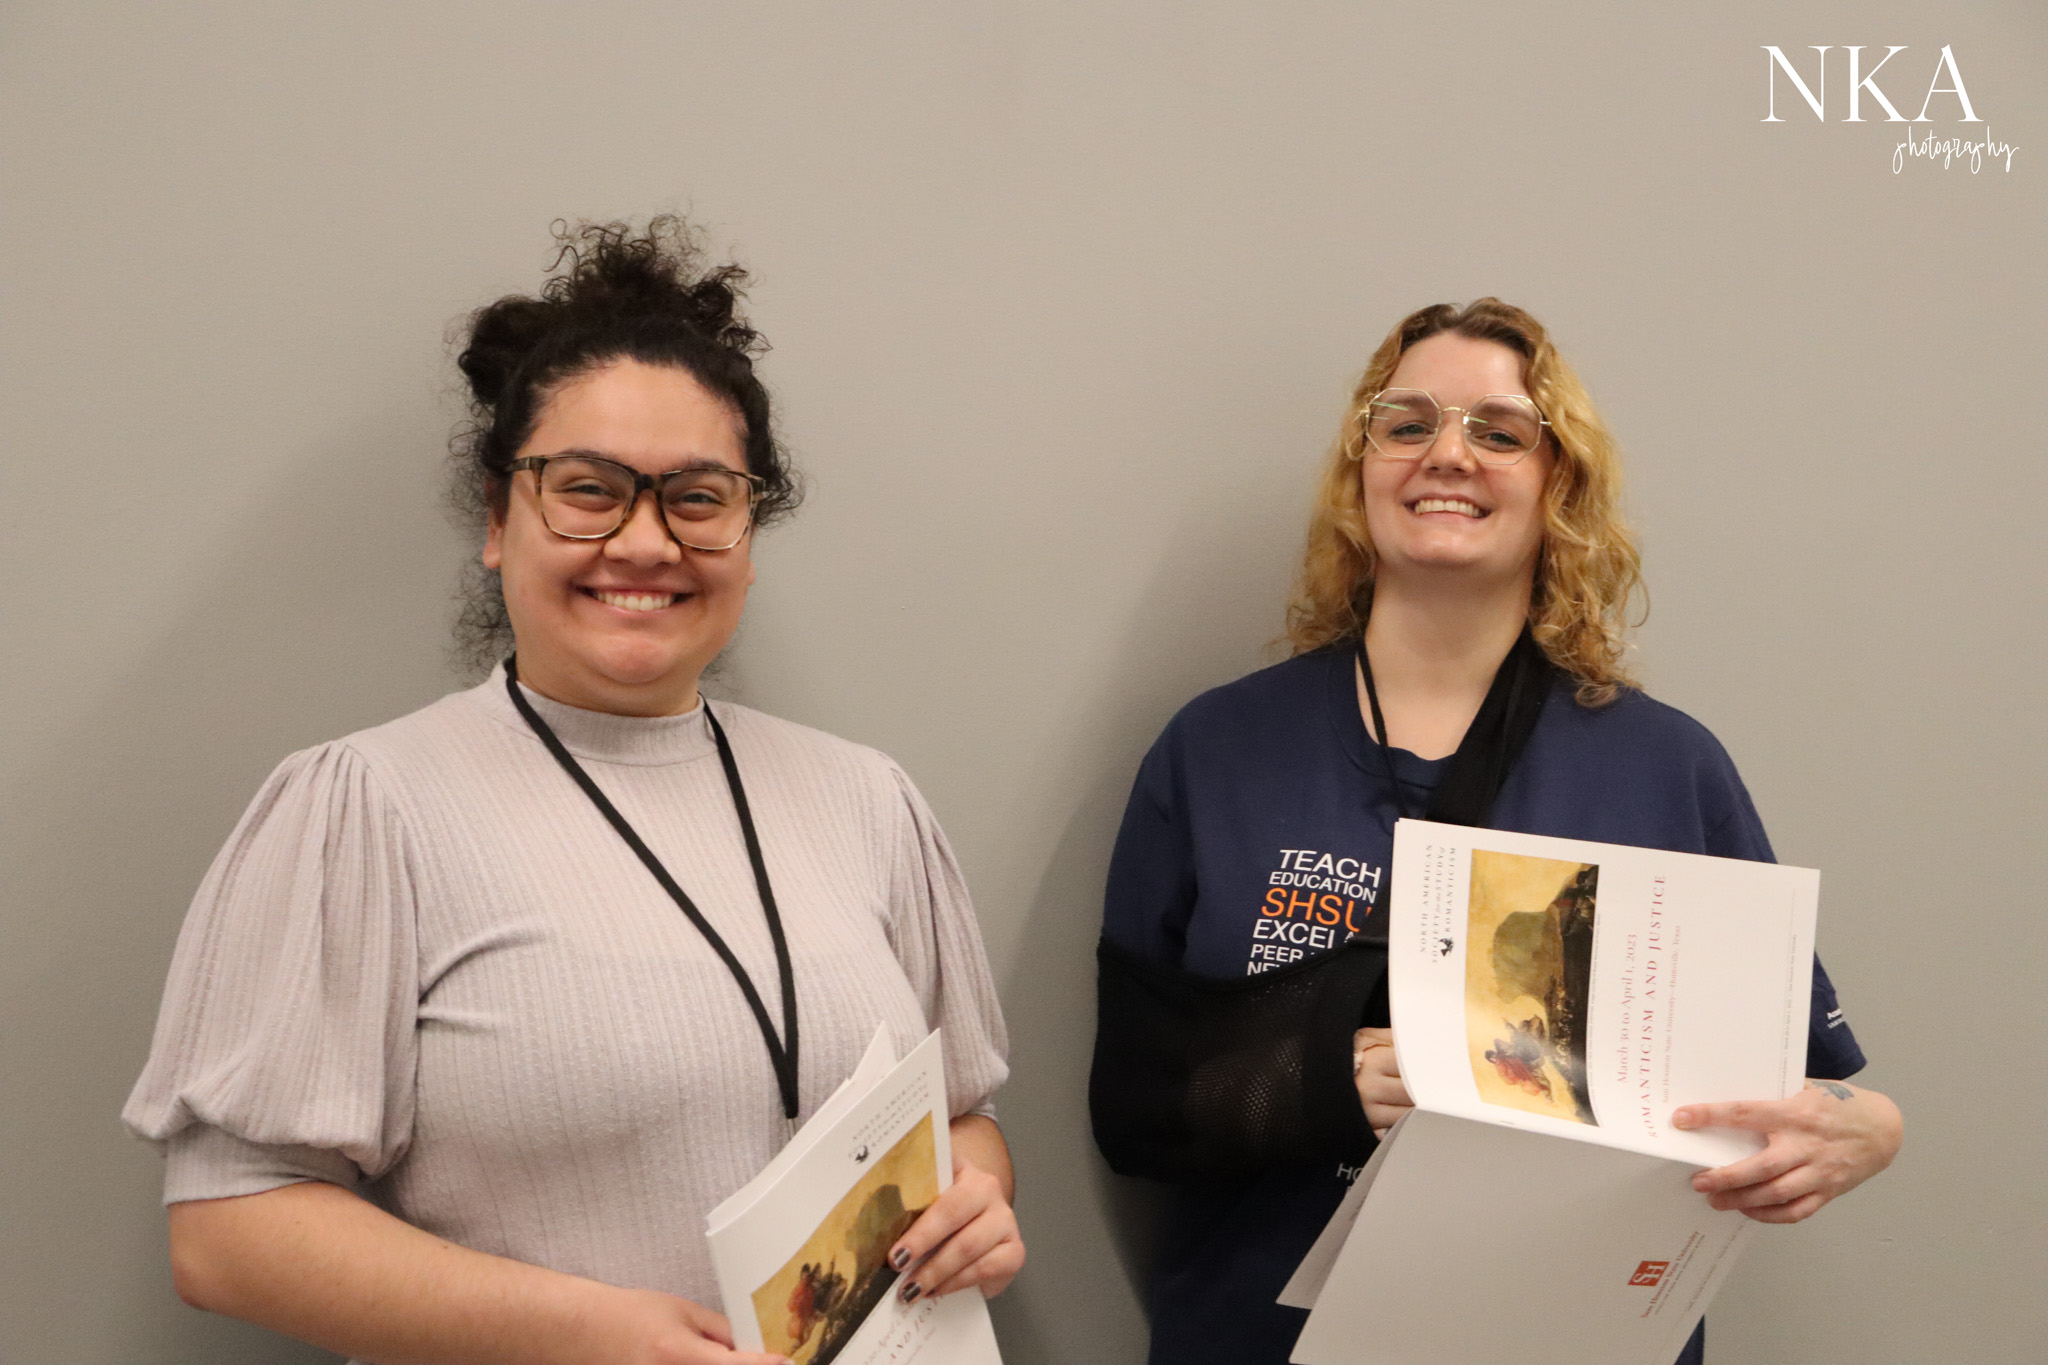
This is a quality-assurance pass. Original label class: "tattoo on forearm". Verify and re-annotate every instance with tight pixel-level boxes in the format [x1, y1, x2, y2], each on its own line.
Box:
[1807, 1079, 1854, 1101]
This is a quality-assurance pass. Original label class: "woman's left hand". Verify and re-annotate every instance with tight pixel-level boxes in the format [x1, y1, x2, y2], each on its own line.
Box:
[887, 1117, 1025, 1303]
[1675, 1079, 1903, 1224]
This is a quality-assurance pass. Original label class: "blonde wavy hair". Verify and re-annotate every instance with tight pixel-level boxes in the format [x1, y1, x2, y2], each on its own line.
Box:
[1284, 298, 1643, 706]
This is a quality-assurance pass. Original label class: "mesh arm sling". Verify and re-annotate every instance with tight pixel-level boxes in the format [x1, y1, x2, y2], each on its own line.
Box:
[1089, 631, 1557, 1183]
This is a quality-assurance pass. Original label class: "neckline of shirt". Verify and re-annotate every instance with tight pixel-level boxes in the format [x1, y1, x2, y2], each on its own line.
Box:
[1315, 644, 1453, 788]
[479, 661, 718, 767]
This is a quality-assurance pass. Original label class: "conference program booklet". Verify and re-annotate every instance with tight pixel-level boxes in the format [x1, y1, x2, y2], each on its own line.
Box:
[706, 1026, 1002, 1365]
[1280, 818, 1819, 1365]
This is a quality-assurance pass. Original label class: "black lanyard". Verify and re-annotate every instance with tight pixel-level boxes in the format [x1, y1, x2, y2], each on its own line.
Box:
[504, 658, 801, 1120]
[1355, 635, 1417, 822]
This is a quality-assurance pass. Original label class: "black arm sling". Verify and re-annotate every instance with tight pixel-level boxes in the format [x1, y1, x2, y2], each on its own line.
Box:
[1088, 629, 1557, 1184]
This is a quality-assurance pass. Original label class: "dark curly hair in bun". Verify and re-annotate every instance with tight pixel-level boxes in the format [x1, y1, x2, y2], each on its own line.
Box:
[449, 216, 800, 669]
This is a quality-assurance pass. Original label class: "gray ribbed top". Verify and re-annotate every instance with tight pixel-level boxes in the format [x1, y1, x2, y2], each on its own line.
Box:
[123, 667, 1009, 1302]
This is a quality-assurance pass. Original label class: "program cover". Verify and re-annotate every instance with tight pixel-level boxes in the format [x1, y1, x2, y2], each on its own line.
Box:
[1390, 819, 1817, 1166]
[706, 1027, 1002, 1365]
[1285, 821, 1821, 1364]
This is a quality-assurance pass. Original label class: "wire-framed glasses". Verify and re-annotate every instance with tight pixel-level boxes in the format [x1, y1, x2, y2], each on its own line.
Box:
[1358, 389, 1550, 466]
[508, 453, 763, 552]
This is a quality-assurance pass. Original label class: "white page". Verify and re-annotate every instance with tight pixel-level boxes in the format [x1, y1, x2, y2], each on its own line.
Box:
[1277, 1111, 1407, 1310]
[1290, 1111, 1751, 1365]
[707, 1028, 1000, 1365]
[1390, 819, 1815, 1167]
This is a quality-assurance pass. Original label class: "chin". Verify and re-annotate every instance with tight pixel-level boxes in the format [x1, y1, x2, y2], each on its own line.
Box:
[1388, 542, 1489, 569]
[588, 646, 699, 691]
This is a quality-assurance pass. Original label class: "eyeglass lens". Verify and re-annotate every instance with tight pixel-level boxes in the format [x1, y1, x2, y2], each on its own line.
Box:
[536, 456, 755, 548]
[1364, 389, 1543, 464]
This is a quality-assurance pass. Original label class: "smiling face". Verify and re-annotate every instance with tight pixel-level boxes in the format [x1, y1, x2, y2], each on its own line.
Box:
[1359, 332, 1555, 592]
[482, 358, 754, 716]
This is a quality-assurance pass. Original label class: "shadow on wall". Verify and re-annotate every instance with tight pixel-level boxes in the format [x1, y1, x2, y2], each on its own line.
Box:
[3, 416, 463, 1364]
[986, 476, 1305, 1362]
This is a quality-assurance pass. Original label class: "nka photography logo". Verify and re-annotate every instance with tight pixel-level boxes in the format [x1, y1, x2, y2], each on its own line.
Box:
[1761, 45, 2017, 174]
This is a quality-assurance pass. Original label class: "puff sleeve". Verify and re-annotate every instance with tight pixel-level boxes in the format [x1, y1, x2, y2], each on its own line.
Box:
[879, 761, 1009, 1118]
[122, 741, 420, 1203]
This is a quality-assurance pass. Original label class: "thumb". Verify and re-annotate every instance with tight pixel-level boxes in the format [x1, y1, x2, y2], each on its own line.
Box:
[679, 1301, 737, 1347]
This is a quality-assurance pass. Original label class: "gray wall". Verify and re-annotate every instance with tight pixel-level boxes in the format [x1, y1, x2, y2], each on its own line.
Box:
[4, 2, 2043, 1361]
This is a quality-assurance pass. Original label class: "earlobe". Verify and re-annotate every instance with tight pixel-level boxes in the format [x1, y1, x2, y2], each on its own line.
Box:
[482, 514, 504, 571]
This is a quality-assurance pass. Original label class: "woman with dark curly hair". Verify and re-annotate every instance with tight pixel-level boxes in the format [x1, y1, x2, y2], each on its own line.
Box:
[125, 219, 1022, 1365]
[1091, 298, 1900, 1365]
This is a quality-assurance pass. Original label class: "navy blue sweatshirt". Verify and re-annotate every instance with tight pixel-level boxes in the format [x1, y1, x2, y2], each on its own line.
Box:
[1101, 646, 1864, 1365]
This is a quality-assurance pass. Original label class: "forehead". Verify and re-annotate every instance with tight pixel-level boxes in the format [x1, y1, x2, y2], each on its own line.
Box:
[1386, 333, 1530, 400]
[523, 358, 747, 472]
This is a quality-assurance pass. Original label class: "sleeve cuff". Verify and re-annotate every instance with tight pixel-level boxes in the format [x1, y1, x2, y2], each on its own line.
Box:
[161, 1124, 361, 1206]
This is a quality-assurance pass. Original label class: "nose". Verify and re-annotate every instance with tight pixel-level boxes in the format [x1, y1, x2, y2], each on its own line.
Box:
[1421, 410, 1478, 473]
[604, 488, 685, 565]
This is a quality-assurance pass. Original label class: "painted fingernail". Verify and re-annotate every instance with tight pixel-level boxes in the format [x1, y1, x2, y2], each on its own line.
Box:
[900, 1280, 922, 1304]
[889, 1247, 911, 1271]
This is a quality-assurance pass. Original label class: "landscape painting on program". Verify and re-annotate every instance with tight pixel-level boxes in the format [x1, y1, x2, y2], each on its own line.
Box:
[1463, 850, 1601, 1126]
[750, 1113, 938, 1365]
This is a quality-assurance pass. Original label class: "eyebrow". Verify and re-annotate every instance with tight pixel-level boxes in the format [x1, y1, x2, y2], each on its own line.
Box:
[540, 448, 746, 474]
[1368, 394, 1437, 412]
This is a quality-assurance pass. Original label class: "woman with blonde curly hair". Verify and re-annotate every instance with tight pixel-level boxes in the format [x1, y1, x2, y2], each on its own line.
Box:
[1287, 298, 1640, 705]
[1091, 299, 1899, 1365]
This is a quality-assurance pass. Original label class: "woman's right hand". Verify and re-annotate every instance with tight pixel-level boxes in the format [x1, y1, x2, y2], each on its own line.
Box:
[1352, 1027, 1414, 1139]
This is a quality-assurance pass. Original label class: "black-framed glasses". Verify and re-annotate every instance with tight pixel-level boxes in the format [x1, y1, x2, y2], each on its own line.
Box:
[1357, 389, 1550, 466]
[508, 453, 763, 552]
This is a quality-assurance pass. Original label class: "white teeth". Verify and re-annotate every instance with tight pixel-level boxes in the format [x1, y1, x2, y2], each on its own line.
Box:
[1413, 498, 1485, 517]
[591, 591, 676, 612]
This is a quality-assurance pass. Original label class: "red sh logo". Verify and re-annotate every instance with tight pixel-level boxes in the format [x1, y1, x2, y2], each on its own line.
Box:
[1629, 1260, 1671, 1288]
